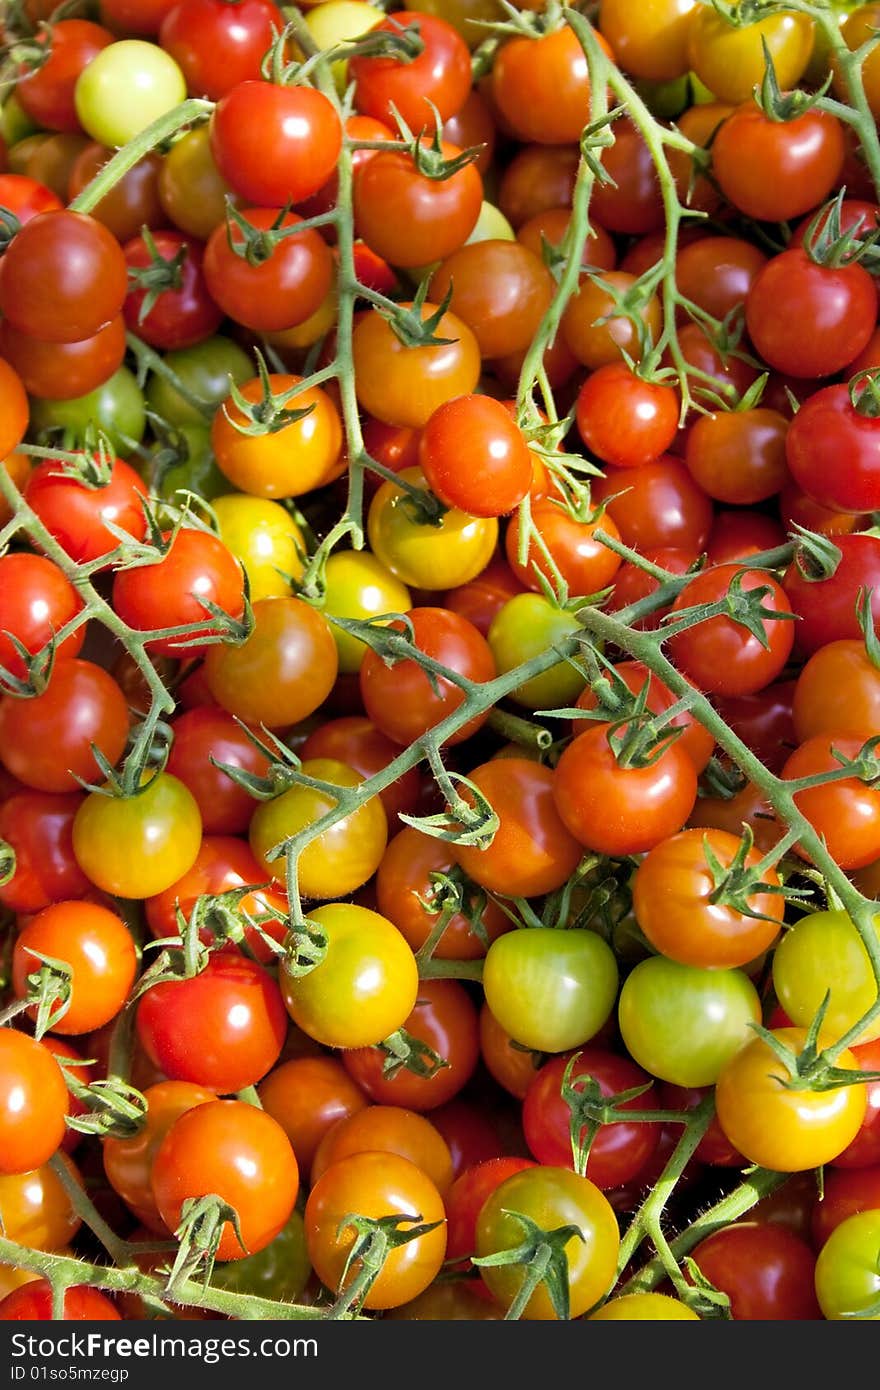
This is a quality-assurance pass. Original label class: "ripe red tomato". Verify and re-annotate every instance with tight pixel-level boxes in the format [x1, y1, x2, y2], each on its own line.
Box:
[783, 533, 880, 656]
[688, 1223, 821, 1320]
[122, 229, 222, 350]
[576, 363, 679, 470]
[590, 456, 714, 554]
[490, 23, 612, 145]
[16, 20, 114, 133]
[210, 80, 342, 204]
[0, 659, 129, 794]
[0, 210, 128, 343]
[667, 564, 795, 697]
[712, 102, 844, 223]
[0, 790, 90, 915]
[781, 733, 880, 870]
[164, 706, 273, 835]
[354, 141, 482, 269]
[0, 1281, 120, 1320]
[160, 0, 286, 100]
[102, 1080, 215, 1232]
[746, 252, 876, 380]
[419, 395, 532, 516]
[24, 455, 148, 565]
[203, 207, 333, 333]
[0, 553, 84, 680]
[350, 11, 471, 133]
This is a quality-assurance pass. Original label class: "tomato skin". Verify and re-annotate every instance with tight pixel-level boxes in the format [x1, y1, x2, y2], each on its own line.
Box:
[590, 456, 713, 554]
[687, 6, 815, 104]
[618, 957, 762, 1087]
[210, 81, 341, 204]
[419, 395, 532, 516]
[211, 373, 342, 498]
[815, 1210, 880, 1320]
[552, 724, 698, 858]
[746, 254, 876, 381]
[257, 1057, 368, 1173]
[0, 791, 90, 915]
[561, 270, 663, 371]
[341, 978, 480, 1110]
[830, 1038, 880, 1169]
[591, 117, 664, 236]
[102, 1080, 215, 1232]
[782, 734, 880, 871]
[0, 1154, 83, 1251]
[311, 1104, 454, 1195]
[203, 596, 338, 729]
[479, 1002, 543, 1100]
[67, 143, 164, 244]
[165, 707, 272, 835]
[685, 407, 788, 506]
[0, 1281, 119, 1321]
[0, 659, 129, 796]
[576, 364, 679, 470]
[0, 210, 128, 344]
[0, 315, 127, 401]
[632, 827, 784, 970]
[772, 908, 880, 1047]
[488, 594, 584, 712]
[476, 1166, 619, 1320]
[350, 11, 472, 132]
[505, 499, 623, 599]
[590, 1292, 699, 1320]
[151, 1100, 299, 1261]
[122, 230, 222, 350]
[713, 104, 844, 223]
[783, 533, 880, 656]
[0, 1031, 69, 1176]
[523, 1049, 660, 1191]
[161, 0, 285, 100]
[429, 1098, 505, 1177]
[24, 455, 148, 565]
[715, 1028, 867, 1172]
[136, 954, 288, 1092]
[12, 900, 137, 1036]
[454, 758, 584, 899]
[301, 717, 421, 823]
[354, 142, 482, 269]
[0, 553, 85, 681]
[72, 771, 203, 899]
[352, 304, 480, 429]
[812, 1167, 880, 1249]
[305, 1151, 447, 1309]
[483, 928, 618, 1055]
[279, 902, 419, 1049]
[689, 1223, 821, 1321]
[368, 467, 498, 589]
[793, 639, 880, 743]
[203, 207, 334, 334]
[16, 20, 114, 133]
[598, 0, 697, 80]
[490, 24, 610, 145]
[0, 173, 62, 225]
[667, 564, 795, 698]
[785, 384, 880, 513]
[446, 1156, 537, 1264]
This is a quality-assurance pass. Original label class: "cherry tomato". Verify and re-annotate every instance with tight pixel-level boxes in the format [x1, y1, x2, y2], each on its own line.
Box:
[815, 1210, 880, 1320]
[782, 734, 880, 871]
[300, 716, 421, 823]
[482, 927, 618, 1055]
[490, 23, 612, 145]
[0, 660, 129, 795]
[368, 467, 498, 589]
[667, 564, 795, 697]
[16, 20, 114, 133]
[354, 140, 482, 268]
[772, 909, 880, 1047]
[102, 1080, 215, 1232]
[0, 210, 128, 344]
[12, 899, 137, 1035]
[311, 1104, 454, 1194]
[419, 394, 532, 516]
[0, 1031, 69, 1176]
[783, 533, 880, 656]
[0, 553, 84, 681]
[161, 0, 286, 100]
[0, 1155, 83, 1251]
[352, 303, 481, 428]
[0, 359, 29, 461]
[257, 1057, 368, 1173]
[689, 1223, 821, 1320]
[746, 253, 876, 381]
[590, 456, 713, 554]
[687, 6, 815, 104]
[24, 454, 148, 565]
[0, 1281, 119, 1320]
[350, 11, 472, 132]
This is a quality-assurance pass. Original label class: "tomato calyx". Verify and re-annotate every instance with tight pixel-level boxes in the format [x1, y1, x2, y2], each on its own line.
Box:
[802, 190, 880, 271]
[373, 1025, 451, 1080]
[679, 1255, 733, 1320]
[471, 1209, 583, 1321]
[211, 723, 304, 801]
[0, 204, 22, 253]
[5, 945, 73, 1039]
[59, 1069, 149, 1141]
[701, 824, 801, 921]
[379, 279, 458, 352]
[663, 568, 795, 648]
[751, 1005, 880, 1095]
[480, 0, 564, 42]
[756, 37, 831, 125]
[165, 1193, 247, 1295]
[0, 628, 57, 698]
[223, 201, 335, 269]
[221, 352, 317, 439]
[605, 710, 687, 771]
[279, 917, 329, 979]
[126, 227, 186, 323]
[409, 123, 484, 183]
[0, 836, 14, 887]
[559, 1051, 658, 1177]
[789, 524, 843, 582]
[331, 1211, 446, 1318]
[849, 367, 880, 420]
[414, 865, 490, 959]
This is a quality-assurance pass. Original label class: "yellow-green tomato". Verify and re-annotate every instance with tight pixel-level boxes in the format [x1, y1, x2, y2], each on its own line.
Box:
[279, 902, 419, 1048]
[465, 201, 515, 246]
[212, 494, 306, 600]
[590, 1292, 700, 1320]
[617, 957, 762, 1087]
[74, 41, 187, 147]
[772, 909, 880, 1046]
[304, 1, 384, 92]
[72, 773, 202, 899]
[249, 758, 388, 900]
[368, 467, 498, 590]
[482, 927, 619, 1053]
[687, 3, 815, 105]
[322, 550, 411, 673]
[815, 1210, 880, 1320]
[488, 593, 585, 710]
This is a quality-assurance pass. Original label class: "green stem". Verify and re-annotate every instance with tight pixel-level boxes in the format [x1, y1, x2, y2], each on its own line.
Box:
[69, 101, 214, 215]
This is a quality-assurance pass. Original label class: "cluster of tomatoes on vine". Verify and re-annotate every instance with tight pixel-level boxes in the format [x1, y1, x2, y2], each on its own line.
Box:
[3, 0, 880, 1325]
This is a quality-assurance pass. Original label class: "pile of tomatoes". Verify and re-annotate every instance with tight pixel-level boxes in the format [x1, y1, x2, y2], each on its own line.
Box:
[3, 0, 880, 1325]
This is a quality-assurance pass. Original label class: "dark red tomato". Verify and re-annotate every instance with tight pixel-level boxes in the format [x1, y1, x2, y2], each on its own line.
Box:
[362, 416, 422, 495]
[0, 315, 127, 400]
[441, 86, 495, 176]
[0, 1281, 119, 1320]
[573, 660, 714, 772]
[667, 564, 795, 697]
[0, 210, 128, 343]
[672, 323, 759, 410]
[354, 141, 482, 270]
[135, 953, 288, 1092]
[657, 1084, 744, 1167]
[778, 480, 866, 541]
[608, 547, 699, 632]
[0, 173, 62, 224]
[675, 235, 767, 325]
[67, 145, 164, 245]
[419, 394, 532, 516]
[504, 499, 623, 598]
[342, 978, 480, 1111]
[99, 0, 183, 36]
[143, 835, 288, 964]
[576, 364, 679, 470]
[160, 0, 285, 100]
[811, 1167, 880, 1249]
[785, 383, 880, 513]
[24, 455, 148, 565]
[746, 251, 876, 380]
[713, 679, 797, 775]
[203, 207, 333, 332]
[429, 1099, 506, 1179]
[783, 533, 880, 655]
[688, 1223, 821, 1320]
[0, 553, 84, 681]
[122, 230, 222, 350]
[0, 790, 89, 914]
[359, 607, 496, 747]
[552, 723, 698, 857]
[16, 20, 114, 132]
[522, 1049, 660, 1191]
[712, 102, 844, 222]
[429, 238, 555, 361]
[830, 1038, 880, 1169]
[210, 80, 341, 204]
[590, 456, 714, 554]
[111, 526, 246, 660]
[165, 706, 272, 835]
[685, 407, 789, 505]
[590, 117, 664, 235]
[706, 509, 787, 564]
[446, 1156, 536, 1264]
[781, 733, 880, 871]
[350, 11, 472, 133]
[442, 550, 525, 636]
[0, 659, 129, 794]
[300, 717, 421, 823]
[351, 239, 398, 296]
[497, 143, 579, 228]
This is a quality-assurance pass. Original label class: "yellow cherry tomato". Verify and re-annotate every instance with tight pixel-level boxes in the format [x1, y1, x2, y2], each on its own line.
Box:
[212, 494, 306, 600]
[322, 549, 412, 673]
[368, 466, 498, 590]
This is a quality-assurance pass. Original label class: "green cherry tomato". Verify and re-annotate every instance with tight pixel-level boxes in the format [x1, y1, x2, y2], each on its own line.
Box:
[322, 550, 412, 674]
[772, 909, 880, 1046]
[487, 593, 586, 710]
[815, 1210, 880, 1320]
[279, 902, 419, 1049]
[74, 40, 187, 147]
[482, 927, 619, 1054]
[72, 772, 203, 899]
[145, 336, 254, 430]
[29, 366, 146, 457]
[144, 425, 231, 505]
[210, 1209, 311, 1302]
[618, 956, 762, 1086]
